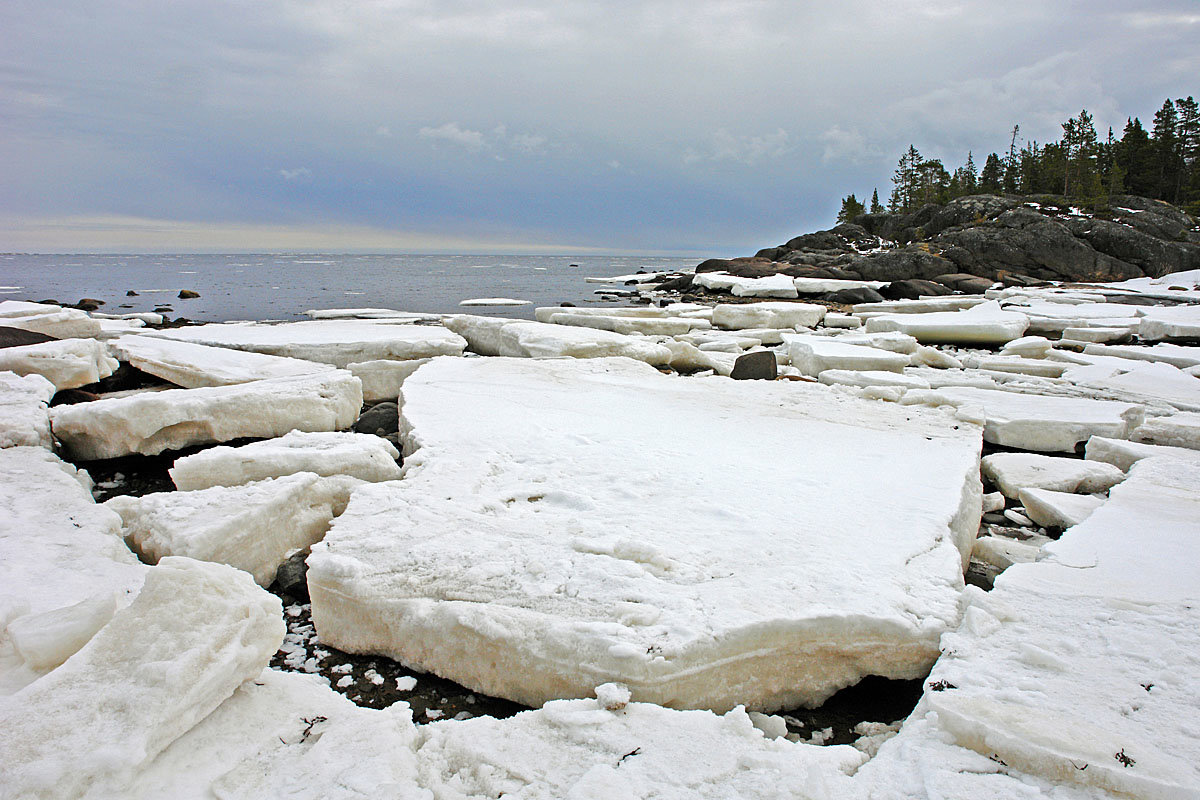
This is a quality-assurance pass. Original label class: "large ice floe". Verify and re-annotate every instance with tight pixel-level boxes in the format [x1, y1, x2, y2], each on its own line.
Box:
[169, 430, 402, 490]
[864, 300, 1029, 345]
[49, 370, 363, 460]
[109, 334, 334, 388]
[0, 558, 284, 800]
[0, 338, 117, 390]
[443, 314, 672, 364]
[0, 371, 55, 449]
[308, 356, 984, 712]
[144, 319, 466, 368]
[0, 300, 103, 340]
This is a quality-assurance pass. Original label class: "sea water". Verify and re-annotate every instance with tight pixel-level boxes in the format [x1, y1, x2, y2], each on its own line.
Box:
[0, 253, 698, 322]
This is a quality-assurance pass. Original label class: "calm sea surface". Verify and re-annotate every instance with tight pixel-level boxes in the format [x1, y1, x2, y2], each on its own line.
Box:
[0, 253, 699, 322]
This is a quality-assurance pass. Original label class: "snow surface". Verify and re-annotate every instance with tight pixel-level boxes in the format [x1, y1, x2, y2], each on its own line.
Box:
[145, 319, 466, 368]
[0, 558, 284, 800]
[0, 338, 117, 390]
[0, 371, 55, 449]
[0, 447, 147, 692]
[900, 386, 1144, 452]
[109, 473, 363, 586]
[49, 370, 363, 460]
[109, 334, 334, 388]
[711, 302, 825, 330]
[443, 315, 672, 364]
[308, 356, 983, 712]
[981, 452, 1125, 498]
[170, 430, 402, 490]
[865, 301, 1030, 345]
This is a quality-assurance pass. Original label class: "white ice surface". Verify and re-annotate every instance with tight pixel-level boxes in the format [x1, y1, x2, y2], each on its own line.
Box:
[308, 356, 983, 712]
[960, 355, 1067, 378]
[1082, 341, 1200, 369]
[792, 277, 887, 293]
[539, 311, 704, 336]
[458, 298, 531, 306]
[145, 320, 466, 368]
[711, 302, 826, 330]
[443, 315, 671, 364]
[999, 336, 1053, 358]
[1084, 434, 1200, 471]
[0, 447, 147, 692]
[0, 558, 284, 800]
[109, 473, 362, 586]
[865, 301, 1029, 345]
[1138, 304, 1200, 341]
[349, 358, 430, 403]
[981, 452, 1125, 498]
[1017, 488, 1104, 528]
[693, 272, 799, 298]
[0, 338, 117, 390]
[900, 386, 1144, 452]
[1131, 411, 1200, 450]
[784, 334, 909, 376]
[971, 535, 1043, 571]
[109, 334, 334, 388]
[1064, 360, 1200, 411]
[49, 370, 363, 460]
[818, 370, 931, 390]
[851, 297, 989, 315]
[0, 371, 55, 448]
[170, 429, 402, 490]
[0, 302, 102, 339]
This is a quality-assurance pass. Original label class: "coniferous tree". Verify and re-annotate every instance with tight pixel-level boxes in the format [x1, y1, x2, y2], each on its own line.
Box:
[1117, 118, 1155, 196]
[1003, 126, 1021, 193]
[980, 153, 1003, 193]
[837, 194, 865, 223]
[1152, 99, 1179, 201]
[869, 188, 884, 214]
[890, 145, 922, 212]
[1174, 96, 1199, 205]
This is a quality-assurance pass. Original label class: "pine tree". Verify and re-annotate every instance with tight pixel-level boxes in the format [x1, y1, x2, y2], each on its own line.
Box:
[1174, 96, 1199, 205]
[980, 153, 1003, 193]
[837, 194, 865, 223]
[869, 188, 884, 214]
[1152, 99, 1179, 201]
[891, 145, 922, 212]
[1117, 118, 1155, 197]
[1003, 126, 1021, 193]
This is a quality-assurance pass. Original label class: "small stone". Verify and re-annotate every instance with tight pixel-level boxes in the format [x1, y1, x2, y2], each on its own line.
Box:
[177, 290, 200, 299]
[730, 350, 778, 381]
[352, 401, 399, 436]
[272, 550, 310, 601]
[75, 298, 105, 311]
[126, 290, 139, 296]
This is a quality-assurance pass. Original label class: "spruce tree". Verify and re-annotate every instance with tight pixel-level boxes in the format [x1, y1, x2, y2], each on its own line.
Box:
[837, 194, 865, 223]
[980, 153, 1003, 193]
[1003, 126, 1021, 193]
[869, 188, 884, 214]
[1152, 99, 1179, 201]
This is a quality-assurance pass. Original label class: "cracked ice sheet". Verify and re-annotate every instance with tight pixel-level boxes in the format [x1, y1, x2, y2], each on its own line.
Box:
[109, 334, 334, 388]
[859, 457, 1200, 800]
[415, 699, 864, 800]
[144, 319, 466, 368]
[308, 356, 983, 713]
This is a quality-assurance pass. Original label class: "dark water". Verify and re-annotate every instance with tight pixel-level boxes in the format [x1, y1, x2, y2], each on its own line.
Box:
[0, 253, 698, 322]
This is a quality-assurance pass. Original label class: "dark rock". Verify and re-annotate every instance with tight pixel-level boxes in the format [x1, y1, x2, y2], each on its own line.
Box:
[272, 550, 310, 601]
[177, 289, 200, 299]
[50, 389, 100, 406]
[153, 306, 174, 313]
[853, 248, 957, 282]
[825, 286, 885, 304]
[126, 290, 139, 296]
[879, 280, 954, 301]
[655, 274, 694, 292]
[0, 326, 56, 348]
[353, 402, 399, 436]
[630, 296, 651, 305]
[559, 302, 576, 307]
[933, 273, 994, 294]
[730, 350, 778, 381]
[75, 298, 105, 311]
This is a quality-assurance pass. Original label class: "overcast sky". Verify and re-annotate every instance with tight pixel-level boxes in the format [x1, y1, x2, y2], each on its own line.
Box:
[1, 1, 1197, 254]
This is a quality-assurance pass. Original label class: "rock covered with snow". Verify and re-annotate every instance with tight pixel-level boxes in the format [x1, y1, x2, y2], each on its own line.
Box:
[0, 371, 55, 449]
[169, 430, 401, 490]
[443, 315, 672, 364]
[109, 334, 334, 388]
[0, 338, 117, 391]
[145, 319, 466, 368]
[0, 558, 284, 800]
[309, 356, 983, 713]
[49, 370, 363, 460]
[108, 473, 363, 586]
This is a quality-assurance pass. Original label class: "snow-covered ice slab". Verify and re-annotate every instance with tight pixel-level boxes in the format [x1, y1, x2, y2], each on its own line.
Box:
[712, 302, 825, 330]
[0, 301, 103, 339]
[1139, 304, 1200, 341]
[902, 458, 1200, 799]
[348, 358, 429, 403]
[109, 334, 333, 388]
[132, 669, 422, 800]
[538, 311, 704, 336]
[304, 308, 438, 321]
[865, 301, 1029, 345]
[792, 277, 887, 294]
[0, 447, 147, 689]
[170, 430, 401, 490]
[108, 473, 361, 586]
[960, 354, 1067, 378]
[851, 297, 988, 315]
[1131, 411, 1200, 450]
[694, 272, 799, 298]
[0, 371, 55, 448]
[416, 697, 864, 799]
[146, 319, 466, 368]
[1017, 487, 1104, 528]
[0, 338, 117, 391]
[1082, 341, 1200, 369]
[784, 333, 909, 376]
[817, 370, 930, 390]
[901, 386, 1144, 452]
[981, 452, 1125, 498]
[0, 558, 284, 800]
[443, 315, 672, 364]
[458, 297, 532, 306]
[1085, 435, 1200, 471]
[49, 370, 363, 460]
[1064, 360, 1200, 412]
[309, 357, 983, 712]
